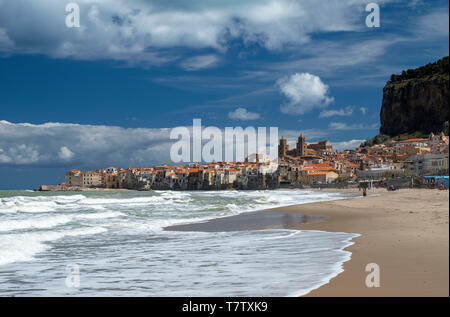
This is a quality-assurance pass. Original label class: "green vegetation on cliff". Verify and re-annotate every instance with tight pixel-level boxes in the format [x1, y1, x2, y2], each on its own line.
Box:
[389, 56, 449, 83]
[361, 131, 431, 148]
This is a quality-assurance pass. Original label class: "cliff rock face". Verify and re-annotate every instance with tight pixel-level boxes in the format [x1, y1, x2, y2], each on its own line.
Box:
[379, 57, 449, 136]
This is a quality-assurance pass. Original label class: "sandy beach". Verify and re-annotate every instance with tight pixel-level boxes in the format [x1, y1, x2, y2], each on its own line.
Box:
[168, 188, 449, 297]
[272, 188, 449, 297]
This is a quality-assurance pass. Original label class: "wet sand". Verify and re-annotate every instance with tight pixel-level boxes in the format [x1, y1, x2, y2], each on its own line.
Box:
[272, 188, 449, 297]
[165, 210, 326, 232]
[166, 188, 449, 297]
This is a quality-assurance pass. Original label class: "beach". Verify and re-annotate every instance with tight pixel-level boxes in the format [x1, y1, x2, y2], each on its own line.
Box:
[272, 188, 449, 296]
[170, 188, 449, 297]
[0, 188, 447, 296]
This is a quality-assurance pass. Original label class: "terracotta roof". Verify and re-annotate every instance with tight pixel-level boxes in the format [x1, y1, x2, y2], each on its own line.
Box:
[400, 138, 427, 143]
[304, 163, 333, 168]
[308, 172, 330, 175]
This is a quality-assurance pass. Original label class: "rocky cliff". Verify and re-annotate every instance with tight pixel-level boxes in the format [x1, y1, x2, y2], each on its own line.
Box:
[379, 57, 449, 136]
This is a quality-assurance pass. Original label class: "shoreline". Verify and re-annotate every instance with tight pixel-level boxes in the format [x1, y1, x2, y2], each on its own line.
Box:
[167, 187, 449, 297]
[269, 188, 449, 297]
[165, 210, 327, 232]
[4, 187, 447, 296]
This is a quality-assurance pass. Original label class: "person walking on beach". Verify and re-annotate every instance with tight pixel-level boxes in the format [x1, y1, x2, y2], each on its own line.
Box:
[360, 181, 368, 197]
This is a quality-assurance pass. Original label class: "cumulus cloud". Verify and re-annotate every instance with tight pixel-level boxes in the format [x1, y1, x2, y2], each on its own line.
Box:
[58, 146, 74, 160]
[278, 73, 334, 115]
[319, 106, 353, 118]
[0, 120, 172, 167]
[0, 120, 380, 167]
[333, 139, 365, 152]
[1, 120, 287, 166]
[0, 144, 39, 164]
[0, 0, 369, 65]
[228, 107, 261, 120]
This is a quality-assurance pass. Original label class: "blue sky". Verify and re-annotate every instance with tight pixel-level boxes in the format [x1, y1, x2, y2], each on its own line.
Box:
[0, 0, 449, 189]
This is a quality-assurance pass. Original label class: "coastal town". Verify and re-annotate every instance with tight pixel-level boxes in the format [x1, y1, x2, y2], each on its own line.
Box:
[40, 131, 449, 191]
[1, 0, 449, 300]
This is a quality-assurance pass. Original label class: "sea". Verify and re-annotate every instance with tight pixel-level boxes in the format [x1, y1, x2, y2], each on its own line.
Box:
[0, 189, 359, 296]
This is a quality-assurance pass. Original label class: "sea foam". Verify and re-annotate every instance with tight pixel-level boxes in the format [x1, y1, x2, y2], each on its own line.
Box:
[0, 189, 357, 296]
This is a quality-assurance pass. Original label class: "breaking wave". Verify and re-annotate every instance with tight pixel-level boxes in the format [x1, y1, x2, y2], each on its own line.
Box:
[0, 189, 357, 296]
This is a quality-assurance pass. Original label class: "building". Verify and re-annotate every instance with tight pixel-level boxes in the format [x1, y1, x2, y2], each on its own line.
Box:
[308, 140, 333, 154]
[279, 132, 332, 159]
[278, 136, 289, 159]
[403, 145, 431, 156]
[424, 176, 449, 189]
[356, 165, 401, 179]
[409, 154, 449, 174]
[105, 172, 119, 188]
[82, 171, 103, 188]
[56, 130, 447, 191]
[306, 171, 339, 184]
[295, 133, 308, 156]
[65, 169, 104, 188]
[105, 167, 118, 174]
[65, 169, 83, 187]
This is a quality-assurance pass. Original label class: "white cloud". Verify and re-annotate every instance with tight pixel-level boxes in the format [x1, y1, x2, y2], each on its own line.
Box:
[329, 122, 357, 130]
[417, 10, 449, 39]
[180, 54, 220, 71]
[0, 27, 13, 51]
[0, 0, 370, 64]
[408, 0, 423, 7]
[360, 107, 368, 115]
[228, 107, 261, 120]
[0, 144, 39, 164]
[2, 120, 344, 167]
[329, 122, 378, 130]
[333, 139, 365, 152]
[58, 146, 74, 160]
[0, 120, 171, 167]
[266, 38, 395, 76]
[0, 119, 381, 167]
[278, 73, 334, 115]
[319, 106, 353, 118]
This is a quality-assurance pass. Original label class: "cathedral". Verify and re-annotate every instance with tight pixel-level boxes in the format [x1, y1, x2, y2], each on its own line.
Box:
[278, 133, 333, 159]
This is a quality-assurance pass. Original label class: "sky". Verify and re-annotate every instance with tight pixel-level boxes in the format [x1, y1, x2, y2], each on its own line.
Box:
[0, 0, 449, 189]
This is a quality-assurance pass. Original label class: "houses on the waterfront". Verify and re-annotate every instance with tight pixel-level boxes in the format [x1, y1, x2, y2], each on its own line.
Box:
[63, 160, 280, 191]
[53, 131, 449, 191]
